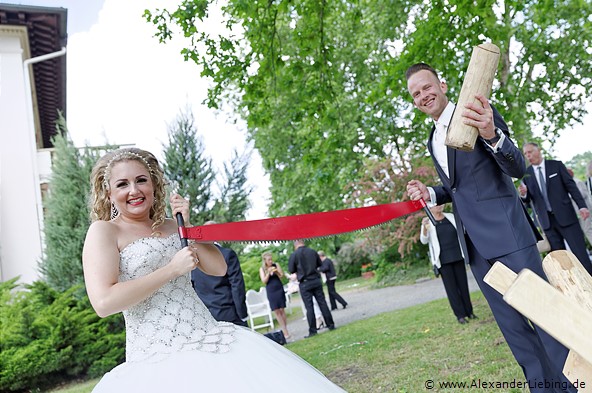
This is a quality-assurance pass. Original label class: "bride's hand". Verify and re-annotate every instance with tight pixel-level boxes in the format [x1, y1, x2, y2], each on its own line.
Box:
[170, 193, 191, 226]
[169, 246, 199, 277]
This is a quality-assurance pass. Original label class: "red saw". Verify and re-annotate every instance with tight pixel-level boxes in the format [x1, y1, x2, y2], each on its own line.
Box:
[178, 200, 426, 243]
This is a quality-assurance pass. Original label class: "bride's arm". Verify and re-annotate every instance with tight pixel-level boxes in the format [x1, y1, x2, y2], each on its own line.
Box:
[190, 242, 227, 276]
[82, 221, 198, 317]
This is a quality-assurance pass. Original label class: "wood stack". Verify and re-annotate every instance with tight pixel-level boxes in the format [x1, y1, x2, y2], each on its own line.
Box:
[484, 250, 592, 391]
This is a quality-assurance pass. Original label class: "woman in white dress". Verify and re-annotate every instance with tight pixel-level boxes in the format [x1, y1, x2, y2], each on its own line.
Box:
[82, 148, 346, 392]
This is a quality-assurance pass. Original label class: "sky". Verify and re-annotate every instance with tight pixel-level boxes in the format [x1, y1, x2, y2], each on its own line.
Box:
[15, 0, 272, 218]
[14, 0, 592, 219]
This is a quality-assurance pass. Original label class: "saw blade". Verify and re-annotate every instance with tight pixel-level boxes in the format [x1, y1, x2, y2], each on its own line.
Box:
[179, 200, 424, 243]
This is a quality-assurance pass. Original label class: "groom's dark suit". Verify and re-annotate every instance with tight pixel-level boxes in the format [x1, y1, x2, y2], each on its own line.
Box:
[428, 107, 573, 392]
[191, 245, 248, 327]
[522, 160, 592, 274]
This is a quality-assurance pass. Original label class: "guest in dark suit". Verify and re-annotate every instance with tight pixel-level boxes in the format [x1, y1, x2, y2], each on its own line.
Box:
[288, 240, 335, 338]
[191, 225, 248, 327]
[518, 143, 592, 274]
[405, 63, 575, 392]
[318, 251, 348, 311]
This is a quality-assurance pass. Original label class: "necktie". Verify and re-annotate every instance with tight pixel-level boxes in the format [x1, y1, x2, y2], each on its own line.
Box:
[537, 166, 552, 212]
[432, 123, 449, 178]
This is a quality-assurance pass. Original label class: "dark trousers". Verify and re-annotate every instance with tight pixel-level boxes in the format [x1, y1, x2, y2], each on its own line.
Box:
[300, 278, 335, 335]
[545, 213, 592, 275]
[439, 261, 472, 319]
[326, 279, 347, 310]
[467, 236, 575, 393]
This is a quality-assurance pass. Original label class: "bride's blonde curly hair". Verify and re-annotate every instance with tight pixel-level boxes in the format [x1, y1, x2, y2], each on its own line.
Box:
[89, 148, 167, 233]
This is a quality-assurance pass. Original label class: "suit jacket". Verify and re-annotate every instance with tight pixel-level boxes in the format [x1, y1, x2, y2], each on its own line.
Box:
[419, 212, 465, 269]
[191, 245, 248, 324]
[522, 160, 587, 230]
[319, 258, 337, 280]
[428, 106, 540, 260]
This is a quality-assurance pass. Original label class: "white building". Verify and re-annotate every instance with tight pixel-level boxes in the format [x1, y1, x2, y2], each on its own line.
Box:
[0, 4, 67, 284]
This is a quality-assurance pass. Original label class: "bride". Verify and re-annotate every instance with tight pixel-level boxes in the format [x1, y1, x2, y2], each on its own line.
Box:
[83, 147, 346, 392]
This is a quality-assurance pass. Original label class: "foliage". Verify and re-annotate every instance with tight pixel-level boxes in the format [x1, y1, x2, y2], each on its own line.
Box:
[211, 148, 252, 224]
[354, 154, 439, 258]
[0, 279, 125, 392]
[372, 241, 431, 287]
[162, 108, 252, 232]
[39, 116, 101, 292]
[145, 0, 592, 218]
[565, 151, 592, 181]
[335, 239, 374, 280]
[162, 107, 216, 225]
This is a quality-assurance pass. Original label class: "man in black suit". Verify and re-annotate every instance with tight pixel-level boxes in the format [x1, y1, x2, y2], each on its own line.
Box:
[519, 142, 592, 274]
[405, 63, 575, 392]
[318, 251, 347, 310]
[288, 240, 335, 338]
[191, 223, 248, 326]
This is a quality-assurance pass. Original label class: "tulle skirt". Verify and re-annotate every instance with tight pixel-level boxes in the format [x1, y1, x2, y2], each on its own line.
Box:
[92, 326, 346, 392]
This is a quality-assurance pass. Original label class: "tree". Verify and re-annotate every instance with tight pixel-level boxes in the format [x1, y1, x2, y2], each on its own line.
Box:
[162, 108, 216, 225]
[566, 151, 592, 181]
[146, 0, 592, 217]
[211, 148, 252, 224]
[39, 116, 98, 292]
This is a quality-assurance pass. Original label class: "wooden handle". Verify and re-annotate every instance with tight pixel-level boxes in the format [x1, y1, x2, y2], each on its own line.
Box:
[446, 43, 500, 151]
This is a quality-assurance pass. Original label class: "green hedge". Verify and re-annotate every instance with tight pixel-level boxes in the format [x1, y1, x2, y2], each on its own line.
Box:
[0, 279, 124, 392]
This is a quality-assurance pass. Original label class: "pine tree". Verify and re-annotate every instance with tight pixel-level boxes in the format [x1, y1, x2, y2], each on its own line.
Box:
[212, 148, 252, 223]
[39, 115, 98, 291]
[162, 108, 216, 225]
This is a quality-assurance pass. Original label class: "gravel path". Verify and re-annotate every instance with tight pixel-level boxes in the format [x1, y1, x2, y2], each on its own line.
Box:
[282, 270, 480, 342]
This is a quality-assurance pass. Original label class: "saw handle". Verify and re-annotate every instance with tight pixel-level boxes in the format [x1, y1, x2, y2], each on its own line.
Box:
[175, 213, 189, 248]
[418, 199, 437, 227]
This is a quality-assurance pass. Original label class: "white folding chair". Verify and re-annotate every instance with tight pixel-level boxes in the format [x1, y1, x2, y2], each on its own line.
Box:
[245, 289, 274, 331]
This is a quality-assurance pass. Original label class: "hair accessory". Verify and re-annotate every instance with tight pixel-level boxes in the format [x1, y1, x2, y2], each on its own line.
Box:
[103, 151, 153, 190]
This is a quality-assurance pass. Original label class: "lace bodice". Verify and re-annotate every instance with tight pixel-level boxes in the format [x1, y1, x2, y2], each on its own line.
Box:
[119, 234, 235, 362]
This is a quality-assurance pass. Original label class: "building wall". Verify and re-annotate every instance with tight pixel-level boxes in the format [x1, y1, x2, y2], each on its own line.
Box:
[0, 27, 44, 284]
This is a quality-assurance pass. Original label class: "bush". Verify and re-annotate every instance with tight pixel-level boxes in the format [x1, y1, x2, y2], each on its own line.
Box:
[373, 241, 431, 286]
[335, 240, 374, 279]
[0, 279, 125, 391]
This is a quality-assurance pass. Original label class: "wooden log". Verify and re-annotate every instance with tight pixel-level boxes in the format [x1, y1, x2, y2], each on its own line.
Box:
[446, 42, 500, 151]
[543, 250, 592, 389]
[502, 269, 592, 364]
[485, 259, 592, 390]
[483, 261, 516, 295]
[564, 351, 591, 391]
[543, 250, 592, 312]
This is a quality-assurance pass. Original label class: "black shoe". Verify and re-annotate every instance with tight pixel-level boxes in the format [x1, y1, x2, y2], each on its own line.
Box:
[328, 326, 336, 331]
[331, 308, 337, 311]
[468, 313, 478, 319]
[457, 317, 468, 324]
[342, 303, 348, 309]
[304, 332, 317, 339]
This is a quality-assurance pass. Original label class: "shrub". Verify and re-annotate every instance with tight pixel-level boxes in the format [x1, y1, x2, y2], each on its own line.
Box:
[335, 239, 374, 279]
[0, 279, 124, 391]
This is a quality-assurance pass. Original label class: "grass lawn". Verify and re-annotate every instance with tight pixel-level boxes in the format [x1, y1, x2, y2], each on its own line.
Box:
[287, 291, 526, 392]
[48, 289, 527, 393]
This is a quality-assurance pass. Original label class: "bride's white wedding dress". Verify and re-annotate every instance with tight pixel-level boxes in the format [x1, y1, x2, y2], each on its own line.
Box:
[92, 234, 345, 392]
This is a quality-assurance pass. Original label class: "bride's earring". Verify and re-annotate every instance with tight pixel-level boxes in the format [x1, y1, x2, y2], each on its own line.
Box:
[111, 202, 119, 220]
